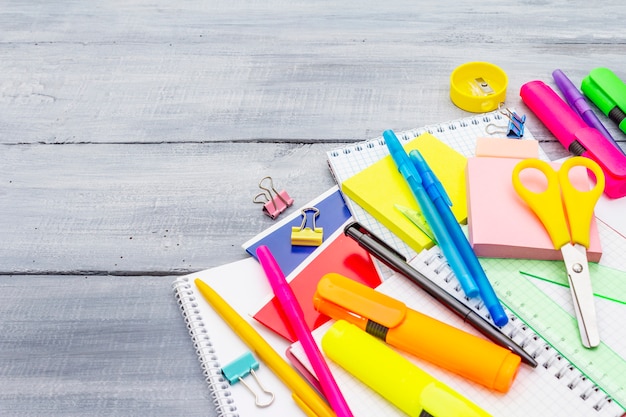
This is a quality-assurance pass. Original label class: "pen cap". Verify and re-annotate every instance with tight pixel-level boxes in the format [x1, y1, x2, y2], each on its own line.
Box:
[581, 68, 626, 124]
[322, 320, 492, 417]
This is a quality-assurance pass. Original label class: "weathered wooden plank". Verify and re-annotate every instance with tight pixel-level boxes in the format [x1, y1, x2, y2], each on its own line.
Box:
[0, 274, 213, 416]
[1, 1, 624, 144]
[1, 142, 337, 274]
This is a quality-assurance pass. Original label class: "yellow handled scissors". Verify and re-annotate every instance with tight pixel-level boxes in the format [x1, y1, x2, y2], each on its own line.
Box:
[512, 156, 605, 348]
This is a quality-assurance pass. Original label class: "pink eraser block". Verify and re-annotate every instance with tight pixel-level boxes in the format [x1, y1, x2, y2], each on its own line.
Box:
[467, 157, 602, 262]
[475, 137, 539, 159]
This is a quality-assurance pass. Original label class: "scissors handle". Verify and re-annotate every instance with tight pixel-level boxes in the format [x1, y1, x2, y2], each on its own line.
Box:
[559, 157, 604, 247]
[511, 157, 604, 249]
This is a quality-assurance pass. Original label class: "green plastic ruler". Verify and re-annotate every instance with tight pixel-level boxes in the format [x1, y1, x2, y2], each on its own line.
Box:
[481, 257, 626, 409]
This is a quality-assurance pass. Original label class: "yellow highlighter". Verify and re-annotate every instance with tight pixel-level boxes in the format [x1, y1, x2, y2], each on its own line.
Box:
[322, 320, 492, 417]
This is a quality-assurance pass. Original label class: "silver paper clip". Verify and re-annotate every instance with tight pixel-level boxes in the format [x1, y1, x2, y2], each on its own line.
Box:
[221, 351, 275, 408]
[253, 176, 294, 219]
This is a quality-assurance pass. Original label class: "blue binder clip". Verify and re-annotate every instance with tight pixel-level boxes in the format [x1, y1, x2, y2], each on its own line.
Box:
[253, 176, 294, 220]
[221, 351, 275, 407]
[291, 207, 323, 246]
[485, 106, 526, 139]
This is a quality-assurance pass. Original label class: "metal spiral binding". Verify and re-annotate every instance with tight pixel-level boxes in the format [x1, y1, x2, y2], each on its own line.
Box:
[172, 277, 239, 417]
[414, 246, 620, 413]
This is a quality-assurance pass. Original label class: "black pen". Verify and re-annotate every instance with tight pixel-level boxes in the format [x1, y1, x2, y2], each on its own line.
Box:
[344, 221, 538, 367]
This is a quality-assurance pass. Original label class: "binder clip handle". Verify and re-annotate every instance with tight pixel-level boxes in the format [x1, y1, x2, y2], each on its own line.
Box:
[221, 351, 275, 408]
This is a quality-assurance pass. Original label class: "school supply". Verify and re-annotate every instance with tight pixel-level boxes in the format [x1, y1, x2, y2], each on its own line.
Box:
[410, 146, 508, 326]
[221, 351, 275, 407]
[383, 129, 477, 298]
[252, 225, 381, 343]
[520, 79, 626, 198]
[581, 67, 626, 135]
[340, 132, 468, 256]
[314, 273, 521, 392]
[327, 109, 542, 263]
[322, 320, 492, 417]
[171, 258, 318, 417]
[343, 221, 536, 367]
[253, 176, 294, 219]
[466, 138, 603, 261]
[289, 246, 626, 416]
[291, 207, 323, 246]
[553, 69, 621, 152]
[512, 156, 605, 348]
[243, 186, 352, 277]
[449, 61, 508, 113]
[257, 245, 354, 417]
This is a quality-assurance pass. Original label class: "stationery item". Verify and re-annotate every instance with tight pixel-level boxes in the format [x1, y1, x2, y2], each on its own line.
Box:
[221, 351, 275, 407]
[450, 61, 507, 113]
[291, 207, 323, 246]
[581, 67, 626, 135]
[314, 273, 521, 392]
[383, 129, 478, 298]
[256, 245, 353, 417]
[512, 156, 605, 348]
[322, 320, 492, 417]
[341, 132, 468, 256]
[289, 246, 626, 416]
[520, 79, 626, 198]
[411, 148, 508, 327]
[344, 221, 537, 367]
[171, 257, 325, 417]
[553, 69, 622, 152]
[466, 138, 603, 261]
[243, 186, 352, 277]
[253, 176, 294, 219]
[253, 225, 381, 342]
[327, 109, 541, 263]
[485, 107, 526, 138]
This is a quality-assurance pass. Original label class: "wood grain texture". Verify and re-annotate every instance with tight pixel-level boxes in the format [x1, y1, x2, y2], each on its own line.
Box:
[1, 0, 625, 415]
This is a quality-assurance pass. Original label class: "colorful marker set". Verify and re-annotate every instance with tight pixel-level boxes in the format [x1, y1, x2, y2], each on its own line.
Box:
[521, 67, 626, 199]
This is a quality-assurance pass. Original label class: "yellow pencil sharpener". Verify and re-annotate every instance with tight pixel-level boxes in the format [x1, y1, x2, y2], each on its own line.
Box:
[450, 62, 508, 113]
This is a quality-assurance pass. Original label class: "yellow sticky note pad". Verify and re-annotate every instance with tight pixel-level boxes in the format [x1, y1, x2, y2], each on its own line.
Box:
[341, 133, 467, 253]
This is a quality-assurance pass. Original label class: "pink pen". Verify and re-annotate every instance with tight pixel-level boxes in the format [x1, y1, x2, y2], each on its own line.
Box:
[520, 80, 626, 198]
[256, 245, 353, 417]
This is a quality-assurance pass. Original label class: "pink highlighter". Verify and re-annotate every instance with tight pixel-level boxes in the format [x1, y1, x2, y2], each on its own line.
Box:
[520, 80, 626, 198]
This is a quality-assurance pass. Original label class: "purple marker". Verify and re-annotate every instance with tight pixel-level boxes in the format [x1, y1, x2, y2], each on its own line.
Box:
[552, 69, 624, 154]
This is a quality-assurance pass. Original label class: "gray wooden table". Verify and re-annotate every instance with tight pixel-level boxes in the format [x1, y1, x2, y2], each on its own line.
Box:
[2, 1, 625, 415]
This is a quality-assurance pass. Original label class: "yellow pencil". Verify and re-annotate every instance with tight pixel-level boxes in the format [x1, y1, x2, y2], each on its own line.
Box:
[194, 278, 336, 417]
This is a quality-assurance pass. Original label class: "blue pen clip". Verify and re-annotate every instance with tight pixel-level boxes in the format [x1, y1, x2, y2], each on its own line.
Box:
[221, 351, 275, 407]
[409, 150, 452, 207]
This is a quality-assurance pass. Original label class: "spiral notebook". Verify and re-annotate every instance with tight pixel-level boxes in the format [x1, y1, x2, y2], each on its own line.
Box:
[172, 258, 306, 417]
[289, 245, 626, 416]
[319, 111, 626, 415]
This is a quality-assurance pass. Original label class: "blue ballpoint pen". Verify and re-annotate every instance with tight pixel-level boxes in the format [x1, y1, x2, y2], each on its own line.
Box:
[409, 149, 509, 327]
[382, 129, 479, 298]
[552, 69, 624, 155]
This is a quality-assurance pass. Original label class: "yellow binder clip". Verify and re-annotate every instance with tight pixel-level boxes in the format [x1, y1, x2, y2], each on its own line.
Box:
[291, 207, 323, 246]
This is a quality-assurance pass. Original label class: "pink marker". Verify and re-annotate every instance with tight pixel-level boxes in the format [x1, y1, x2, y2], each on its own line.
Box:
[256, 245, 353, 417]
[520, 80, 626, 198]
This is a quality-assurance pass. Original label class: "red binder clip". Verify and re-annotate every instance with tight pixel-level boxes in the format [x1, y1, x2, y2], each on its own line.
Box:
[253, 176, 294, 219]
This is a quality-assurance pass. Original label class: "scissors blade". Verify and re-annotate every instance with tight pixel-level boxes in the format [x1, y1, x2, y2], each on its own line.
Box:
[560, 244, 600, 348]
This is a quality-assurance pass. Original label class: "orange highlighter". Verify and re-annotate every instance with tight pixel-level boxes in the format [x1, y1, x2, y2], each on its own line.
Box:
[313, 273, 521, 392]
